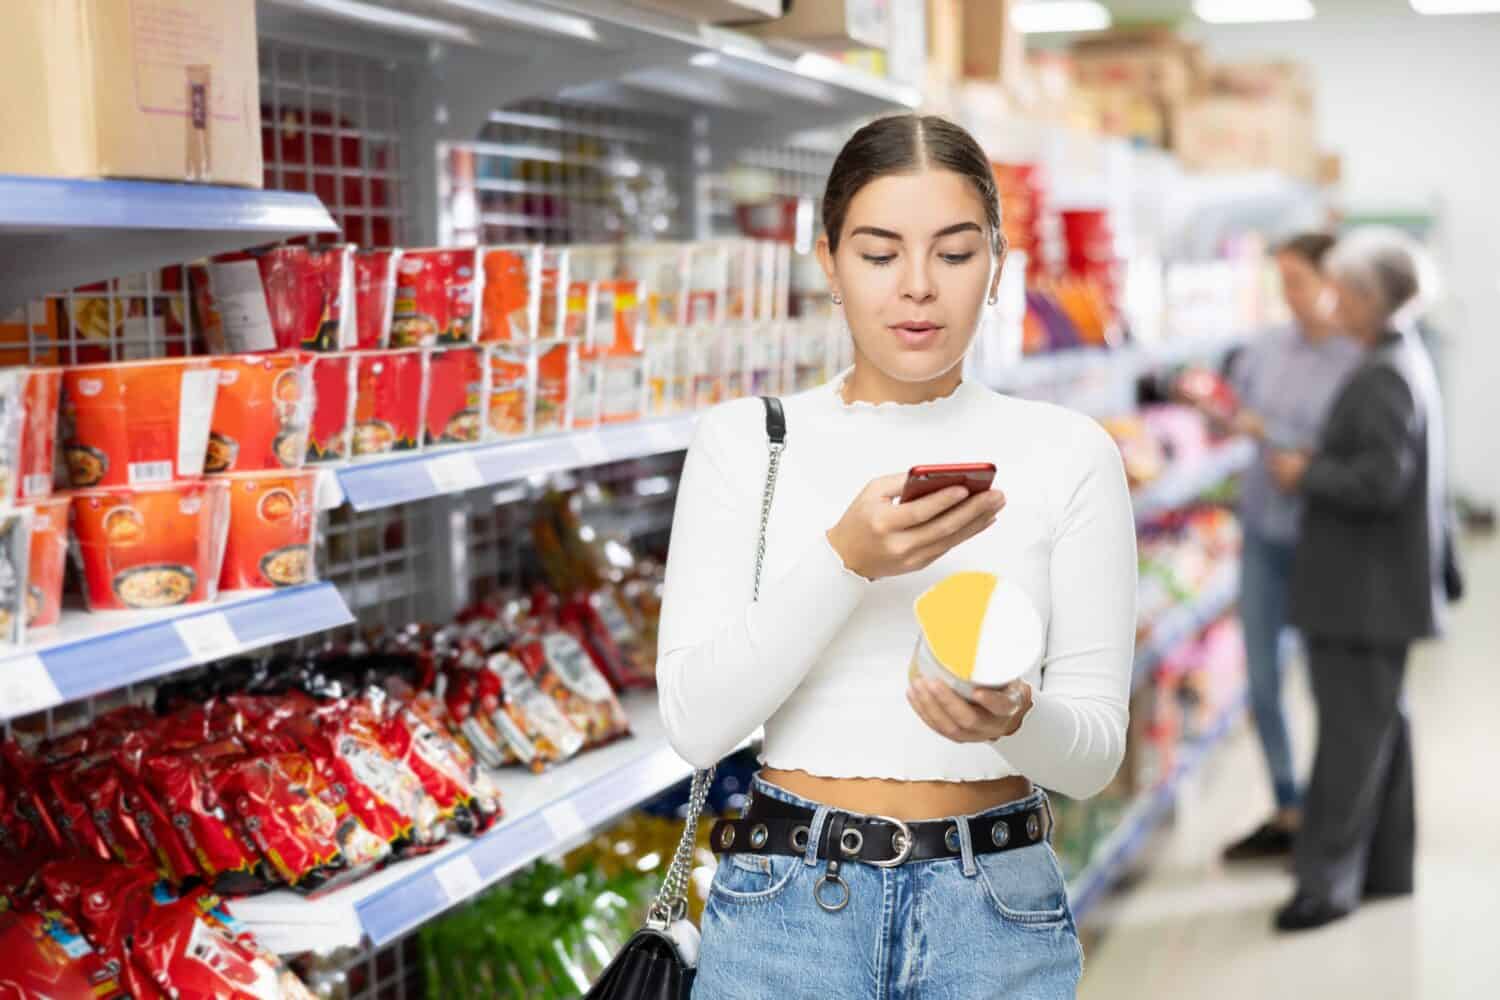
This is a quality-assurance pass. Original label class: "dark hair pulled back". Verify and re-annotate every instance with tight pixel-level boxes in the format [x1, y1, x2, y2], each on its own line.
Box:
[1274, 231, 1337, 267]
[822, 115, 1003, 256]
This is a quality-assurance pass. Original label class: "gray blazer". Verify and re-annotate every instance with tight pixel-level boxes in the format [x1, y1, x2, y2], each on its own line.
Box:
[1288, 329, 1446, 643]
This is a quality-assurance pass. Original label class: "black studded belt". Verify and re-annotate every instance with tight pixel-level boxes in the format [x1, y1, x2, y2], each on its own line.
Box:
[708, 792, 1052, 868]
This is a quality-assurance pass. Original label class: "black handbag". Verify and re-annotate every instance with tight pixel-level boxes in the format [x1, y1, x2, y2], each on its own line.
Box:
[584, 397, 787, 1000]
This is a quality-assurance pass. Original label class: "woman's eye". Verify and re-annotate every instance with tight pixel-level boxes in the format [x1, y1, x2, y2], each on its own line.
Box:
[940, 252, 976, 265]
[861, 254, 896, 266]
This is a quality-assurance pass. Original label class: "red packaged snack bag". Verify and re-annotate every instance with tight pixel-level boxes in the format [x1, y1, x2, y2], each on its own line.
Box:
[217, 753, 388, 891]
[202, 246, 356, 354]
[479, 246, 540, 342]
[37, 860, 161, 999]
[372, 689, 502, 836]
[352, 349, 425, 456]
[441, 668, 509, 770]
[0, 908, 129, 999]
[207, 353, 313, 473]
[423, 347, 485, 446]
[306, 352, 356, 464]
[74, 760, 156, 869]
[112, 742, 202, 884]
[0, 745, 61, 861]
[37, 764, 113, 862]
[484, 344, 532, 441]
[515, 629, 631, 748]
[484, 651, 584, 773]
[354, 249, 401, 351]
[560, 589, 655, 691]
[390, 249, 482, 347]
[15, 368, 60, 502]
[142, 743, 271, 894]
[534, 341, 574, 434]
[21, 495, 67, 628]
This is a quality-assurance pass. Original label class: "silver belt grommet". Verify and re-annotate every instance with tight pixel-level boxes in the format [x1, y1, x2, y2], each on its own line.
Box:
[749, 823, 769, 849]
[719, 824, 736, 849]
[1026, 813, 1042, 842]
[790, 824, 810, 852]
[944, 825, 961, 854]
[840, 828, 864, 857]
[991, 821, 1010, 848]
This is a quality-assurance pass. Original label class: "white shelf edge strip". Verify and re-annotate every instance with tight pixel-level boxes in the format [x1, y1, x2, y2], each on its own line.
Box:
[1132, 566, 1240, 692]
[1067, 688, 1249, 921]
[0, 583, 354, 723]
[1133, 438, 1256, 523]
[335, 415, 698, 512]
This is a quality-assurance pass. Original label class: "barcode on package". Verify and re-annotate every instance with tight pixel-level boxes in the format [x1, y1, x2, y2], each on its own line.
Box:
[129, 461, 174, 485]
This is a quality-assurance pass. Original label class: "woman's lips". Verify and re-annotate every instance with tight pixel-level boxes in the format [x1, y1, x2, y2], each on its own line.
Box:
[891, 322, 942, 348]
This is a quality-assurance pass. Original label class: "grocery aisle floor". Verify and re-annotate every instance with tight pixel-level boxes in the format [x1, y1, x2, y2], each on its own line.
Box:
[1080, 536, 1500, 1000]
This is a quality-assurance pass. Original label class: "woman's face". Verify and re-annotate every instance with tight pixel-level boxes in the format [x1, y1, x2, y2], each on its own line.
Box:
[1276, 251, 1332, 334]
[817, 168, 1003, 387]
[1329, 275, 1386, 342]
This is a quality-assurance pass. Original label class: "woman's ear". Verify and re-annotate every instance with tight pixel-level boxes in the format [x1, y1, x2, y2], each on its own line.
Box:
[816, 234, 838, 299]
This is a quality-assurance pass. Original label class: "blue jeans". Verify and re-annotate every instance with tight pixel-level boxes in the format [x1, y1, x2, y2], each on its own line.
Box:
[692, 778, 1083, 1000]
[1240, 530, 1301, 810]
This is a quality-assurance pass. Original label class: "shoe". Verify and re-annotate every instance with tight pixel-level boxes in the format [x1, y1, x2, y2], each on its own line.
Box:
[1274, 893, 1351, 932]
[1223, 821, 1296, 861]
[1363, 884, 1413, 902]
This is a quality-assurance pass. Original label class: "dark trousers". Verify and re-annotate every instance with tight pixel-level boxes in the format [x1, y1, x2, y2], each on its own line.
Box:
[1294, 638, 1416, 909]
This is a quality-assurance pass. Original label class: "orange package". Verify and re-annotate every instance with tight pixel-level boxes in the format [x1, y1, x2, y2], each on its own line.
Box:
[70, 480, 231, 612]
[307, 353, 356, 464]
[60, 358, 219, 488]
[423, 347, 485, 446]
[479, 246, 541, 342]
[598, 279, 646, 425]
[220, 472, 318, 591]
[23, 496, 68, 628]
[353, 349, 425, 456]
[199, 246, 356, 354]
[15, 367, 60, 501]
[534, 342, 574, 434]
[354, 248, 401, 350]
[206, 353, 313, 474]
[484, 344, 532, 441]
[390, 249, 482, 347]
[538, 248, 571, 341]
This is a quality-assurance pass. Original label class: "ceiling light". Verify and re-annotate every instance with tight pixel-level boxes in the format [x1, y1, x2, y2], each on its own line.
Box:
[1011, 1, 1112, 34]
[1411, 0, 1500, 12]
[1194, 0, 1316, 22]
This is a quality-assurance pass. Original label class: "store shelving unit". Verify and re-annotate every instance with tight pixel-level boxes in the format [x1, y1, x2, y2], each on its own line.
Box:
[1133, 438, 1255, 523]
[232, 691, 729, 955]
[1132, 563, 1241, 692]
[1067, 688, 1249, 922]
[0, 584, 353, 722]
[992, 334, 1248, 397]
[0, 176, 336, 308]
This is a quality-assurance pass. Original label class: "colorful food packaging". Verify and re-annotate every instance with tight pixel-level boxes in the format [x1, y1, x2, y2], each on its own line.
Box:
[484, 344, 533, 440]
[0, 509, 31, 645]
[423, 347, 485, 446]
[220, 472, 318, 590]
[0, 908, 129, 1000]
[371, 689, 502, 836]
[111, 744, 203, 884]
[484, 650, 584, 773]
[352, 349, 426, 456]
[534, 341, 574, 434]
[538, 248, 571, 341]
[141, 742, 272, 894]
[441, 668, 510, 770]
[515, 629, 631, 749]
[598, 280, 646, 425]
[354, 248, 401, 350]
[306, 353, 356, 464]
[63, 268, 195, 365]
[74, 760, 158, 869]
[15, 367, 60, 501]
[479, 245, 541, 342]
[909, 572, 1045, 697]
[390, 248, 483, 347]
[70, 480, 231, 611]
[36, 860, 160, 999]
[0, 370, 26, 503]
[200, 246, 357, 354]
[60, 357, 219, 488]
[216, 752, 389, 891]
[686, 243, 728, 327]
[562, 589, 655, 691]
[22, 496, 67, 628]
[572, 345, 602, 430]
[643, 327, 680, 416]
[207, 353, 313, 474]
[37, 762, 114, 862]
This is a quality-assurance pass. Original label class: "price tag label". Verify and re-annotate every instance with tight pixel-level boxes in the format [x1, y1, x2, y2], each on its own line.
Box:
[542, 799, 588, 845]
[174, 612, 240, 664]
[0, 654, 62, 720]
[427, 453, 484, 495]
[573, 434, 609, 466]
[315, 468, 345, 511]
[434, 854, 484, 904]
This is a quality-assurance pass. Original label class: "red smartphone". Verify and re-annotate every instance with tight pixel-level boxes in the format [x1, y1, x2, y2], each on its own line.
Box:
[899, 463, 997, 504]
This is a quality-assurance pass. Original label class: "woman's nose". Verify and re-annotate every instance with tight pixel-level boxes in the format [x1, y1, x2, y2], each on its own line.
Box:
[901, 259, 936, 303]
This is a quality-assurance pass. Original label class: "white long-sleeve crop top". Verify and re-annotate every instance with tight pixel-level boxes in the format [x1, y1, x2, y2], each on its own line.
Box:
[655, 374, 1138, 799]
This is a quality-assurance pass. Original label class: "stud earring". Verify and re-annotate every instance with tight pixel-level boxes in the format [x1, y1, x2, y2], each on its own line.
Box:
[831, 291, 843, 305]
[987, 293, 999, 306]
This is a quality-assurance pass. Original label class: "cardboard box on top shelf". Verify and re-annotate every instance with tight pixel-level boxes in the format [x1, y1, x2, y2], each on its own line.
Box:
[740, 0, 890, 49]
[928, 0, 964, 83]
[961, 0, 1024, 84]
[1172, 96, 1319, 182]
[1206, 60, 1314, 106]
[627, 0, 783, 25]
[0, 0, 262, 187]
[1070, 26, 1206, 104]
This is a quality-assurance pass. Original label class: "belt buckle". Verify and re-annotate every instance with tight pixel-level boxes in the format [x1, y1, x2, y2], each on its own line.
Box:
[868, 815, 914, 868]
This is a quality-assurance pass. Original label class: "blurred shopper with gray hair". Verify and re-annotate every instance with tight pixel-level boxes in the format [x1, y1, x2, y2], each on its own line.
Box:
[1266, 226, 1448, 932]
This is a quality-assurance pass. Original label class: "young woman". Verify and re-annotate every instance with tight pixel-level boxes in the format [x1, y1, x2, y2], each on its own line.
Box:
[656, 115, 1136, 997]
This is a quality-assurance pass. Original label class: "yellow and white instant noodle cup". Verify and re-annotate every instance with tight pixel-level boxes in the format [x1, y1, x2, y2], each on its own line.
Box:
[910, 571, 1046, 698]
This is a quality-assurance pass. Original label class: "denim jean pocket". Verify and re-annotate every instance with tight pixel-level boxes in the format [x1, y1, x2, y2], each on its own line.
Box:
[709, 852, 801, 904]
[975, 843, 1072, 928]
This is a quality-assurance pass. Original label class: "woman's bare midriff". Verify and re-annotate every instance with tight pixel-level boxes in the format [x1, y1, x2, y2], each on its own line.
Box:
[758, 768, 1034, 821]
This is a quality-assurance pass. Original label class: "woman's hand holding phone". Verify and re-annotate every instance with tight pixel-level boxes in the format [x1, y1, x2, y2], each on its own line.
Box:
[908, 676, 1034, 742]
[827, 473, 1006, 581]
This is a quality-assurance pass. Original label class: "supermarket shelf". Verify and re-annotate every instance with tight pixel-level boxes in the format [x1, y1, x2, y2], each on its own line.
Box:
[1132, 564, 1240, 692]
[0, 583, 354, 723]
[995, 334, 1248, 396]
[0, 175, 337, 308]
[1132, 438, 1256, 523]
[234, 691, 712, 954]
[331, 416, 698, 512]
[1067, 687, 1248, 922]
